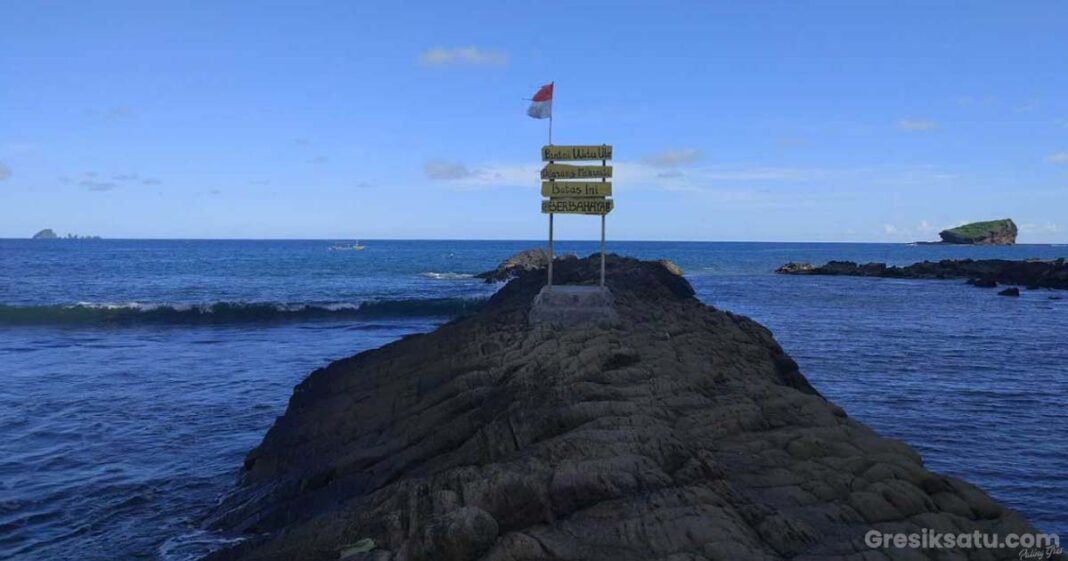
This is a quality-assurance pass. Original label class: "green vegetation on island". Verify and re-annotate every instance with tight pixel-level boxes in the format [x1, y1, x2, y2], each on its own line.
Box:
[938, 218, 1017, 245]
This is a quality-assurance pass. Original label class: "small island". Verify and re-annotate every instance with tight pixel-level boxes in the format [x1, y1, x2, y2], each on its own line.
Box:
[937, 218, 1017, 245]
[31, 229, 101, 240]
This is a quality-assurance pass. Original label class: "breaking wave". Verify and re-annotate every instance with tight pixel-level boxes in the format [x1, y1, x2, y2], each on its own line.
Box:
[0, 298, 486, 326]
[420, 272, 477, 280]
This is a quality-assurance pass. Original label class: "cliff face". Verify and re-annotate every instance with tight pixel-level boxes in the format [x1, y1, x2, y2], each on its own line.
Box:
[939, 219, 1017, 245]
[208, 256, 1042, 561]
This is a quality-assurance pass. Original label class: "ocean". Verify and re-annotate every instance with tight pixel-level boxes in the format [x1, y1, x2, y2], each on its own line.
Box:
[0, 239, 1065, 560]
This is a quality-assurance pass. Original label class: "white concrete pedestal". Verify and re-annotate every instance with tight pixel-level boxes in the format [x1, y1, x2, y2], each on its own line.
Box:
[529, 285, 619, 326]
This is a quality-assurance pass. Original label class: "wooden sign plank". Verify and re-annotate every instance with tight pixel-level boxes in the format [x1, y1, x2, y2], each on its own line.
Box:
[541, 164, 612, 180]
[541, 198, 614, 215]
[542, 145, 612, 161]
[541, 181, 612, 197]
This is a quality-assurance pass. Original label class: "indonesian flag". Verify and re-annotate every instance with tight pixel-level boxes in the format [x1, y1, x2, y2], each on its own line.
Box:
[527, 82, 553, 119]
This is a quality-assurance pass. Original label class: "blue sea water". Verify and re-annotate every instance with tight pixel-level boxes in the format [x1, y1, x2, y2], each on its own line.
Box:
[0, 239, 1065, 560]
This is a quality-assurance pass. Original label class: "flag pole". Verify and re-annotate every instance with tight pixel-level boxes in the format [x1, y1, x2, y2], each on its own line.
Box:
[546, 81, 554, 289]
[548, 81, 554, 145]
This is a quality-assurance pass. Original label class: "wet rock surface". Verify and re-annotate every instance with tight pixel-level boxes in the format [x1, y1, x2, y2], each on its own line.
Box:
[777, 258, 1068, 290]
[207, 256, 1049, 561]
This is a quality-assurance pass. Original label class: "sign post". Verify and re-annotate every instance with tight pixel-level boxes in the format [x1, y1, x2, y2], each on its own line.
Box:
[540, 144, 613, 288]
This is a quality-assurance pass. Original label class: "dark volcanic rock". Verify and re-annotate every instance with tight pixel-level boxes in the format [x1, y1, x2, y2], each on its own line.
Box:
[476, 249, 578, 283]
[774, 262, 813, 274]
[779, 258, 1068, 290]
[208, 256, 1044, 561]
[998, 287, 1020, 297]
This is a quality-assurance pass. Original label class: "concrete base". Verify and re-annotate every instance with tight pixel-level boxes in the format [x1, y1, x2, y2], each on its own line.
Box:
[529, 285, 619, 327]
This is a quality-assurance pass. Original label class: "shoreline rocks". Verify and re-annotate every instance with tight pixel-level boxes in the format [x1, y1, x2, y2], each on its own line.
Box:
[207, 256, 1046, 561]
[777, 258, 1068, 290]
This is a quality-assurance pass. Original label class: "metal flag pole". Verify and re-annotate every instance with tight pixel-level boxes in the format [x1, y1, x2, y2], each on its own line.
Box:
[600, 152, 606, 287]
[548, 212, 554, 288]
[548, 81, 554, 145]
[546, 81, 554, 289]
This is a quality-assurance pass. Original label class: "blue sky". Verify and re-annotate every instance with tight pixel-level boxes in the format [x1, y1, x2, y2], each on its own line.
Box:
[1, 1, 1066, 242]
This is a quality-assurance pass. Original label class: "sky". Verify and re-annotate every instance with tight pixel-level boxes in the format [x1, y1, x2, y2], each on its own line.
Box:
[1, 1, 1066, 242]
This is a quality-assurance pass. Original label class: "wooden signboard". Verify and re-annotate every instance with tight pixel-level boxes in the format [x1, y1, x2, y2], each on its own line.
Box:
[541, 181, 612, 198]
[542, 145, 613, 161]
[541, 198, 614, 215]
[541, 164, 613, 180]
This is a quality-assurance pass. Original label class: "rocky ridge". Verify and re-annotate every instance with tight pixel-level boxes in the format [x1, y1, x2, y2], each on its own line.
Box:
[775, 258, 1068, 290]
[207, 255, 1047, 561]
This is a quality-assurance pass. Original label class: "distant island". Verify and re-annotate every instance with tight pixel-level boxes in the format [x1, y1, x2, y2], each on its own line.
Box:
[933, 218, 1017, 245]
[32, 229, 101, 240]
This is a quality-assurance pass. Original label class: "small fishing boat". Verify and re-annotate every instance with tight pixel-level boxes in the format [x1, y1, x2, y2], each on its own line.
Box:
[329, 241, 366, 251]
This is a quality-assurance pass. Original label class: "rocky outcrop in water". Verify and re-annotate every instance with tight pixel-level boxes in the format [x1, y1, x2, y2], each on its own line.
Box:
[939, 219, 1017, 245]
[777, 258, 1068, 290]
[207, 256, 1046, 561]
[30, 229, 100, 240]
[475, 249, 577, 283]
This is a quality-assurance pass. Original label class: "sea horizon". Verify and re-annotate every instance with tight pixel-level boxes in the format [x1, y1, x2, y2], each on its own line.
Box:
[8, 236, 1067, 245]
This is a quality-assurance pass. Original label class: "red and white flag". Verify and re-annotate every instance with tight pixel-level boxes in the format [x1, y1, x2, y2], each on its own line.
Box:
[527, 82, 553, 119]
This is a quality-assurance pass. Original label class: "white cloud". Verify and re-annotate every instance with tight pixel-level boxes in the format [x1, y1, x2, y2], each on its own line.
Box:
[435, 160, 828, 194]
[1045, 152, 1068, 164]
[424, 160, 476, 180]
[1020, 222, 1061, 234]
[308, 155, 329, 164]
[419, 47, 508, 67]
[897, 119, 937, 131]
[0, 162, 10, 181]
[641, 148, 701, 167]
[882, 220, 948, 239]
[82, 180, 117, 192]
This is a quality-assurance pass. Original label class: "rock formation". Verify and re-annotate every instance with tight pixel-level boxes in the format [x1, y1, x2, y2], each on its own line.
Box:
[476, 249, 576, 283]
[938, 219, 1017, 245]
[777, 258, 1068, 290]
[207, 256, 1047, 561]
[30, 229, 101, 240]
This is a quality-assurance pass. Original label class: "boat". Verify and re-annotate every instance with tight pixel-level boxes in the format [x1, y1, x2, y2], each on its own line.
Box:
[329, 242, 366, 251]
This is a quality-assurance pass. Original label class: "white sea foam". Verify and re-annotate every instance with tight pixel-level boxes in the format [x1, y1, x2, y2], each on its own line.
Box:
[421, 272, 476, 280]
[158, 529, 247, 561]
